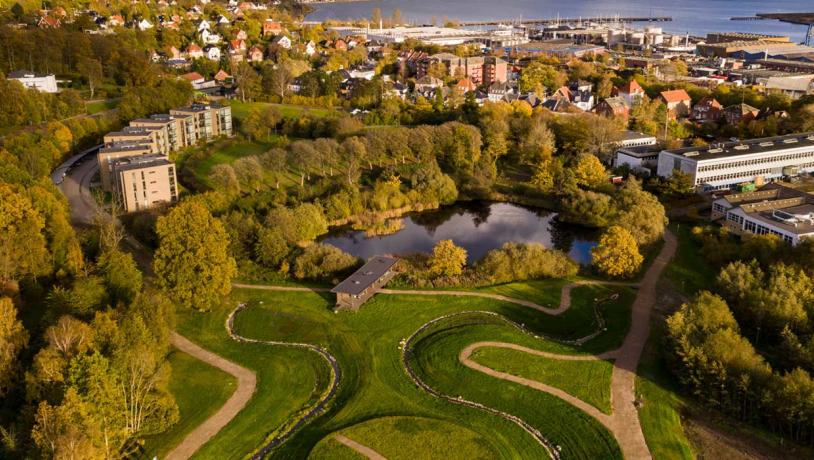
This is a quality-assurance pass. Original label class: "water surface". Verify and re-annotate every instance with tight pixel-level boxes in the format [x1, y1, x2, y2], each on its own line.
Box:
[321, 202, 599, 264]
[308, 0, 811, 43]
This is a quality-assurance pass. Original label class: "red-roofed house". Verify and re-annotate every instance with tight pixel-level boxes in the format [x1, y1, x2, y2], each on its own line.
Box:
[691, 97, 723, 123]
[456, 78, 477, 93]
[263, 20, 282, 37]
[108, 15, 125, 27]
[334, 39, 348, 52]
[229, 39, 247, 53]
[614, 80, 645, 105]
[185, 44, 204, 59]
[181, 72, 205, 85]
[37, 16, 61, 29]
[214, 69, 231, 83]
[659, 89, 692, 119]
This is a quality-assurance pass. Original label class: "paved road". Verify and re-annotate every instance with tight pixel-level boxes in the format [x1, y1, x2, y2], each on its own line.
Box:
[333, 435, 388, 460]
[165, 333, 257, 460]
[59, 157, 102, 226]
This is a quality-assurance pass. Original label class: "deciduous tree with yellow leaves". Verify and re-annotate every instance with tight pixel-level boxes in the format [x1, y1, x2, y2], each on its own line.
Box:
[591, 226, 643, 278]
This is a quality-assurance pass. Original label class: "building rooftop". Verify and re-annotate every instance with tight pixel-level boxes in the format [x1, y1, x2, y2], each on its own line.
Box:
[662, 132, 814, 161]
[100, 142, 153, 154]
[617, 145, 662, 158]
[112, 154, 172, 173]
[331, 256, 398, 296]
[7, 69, 52, 78]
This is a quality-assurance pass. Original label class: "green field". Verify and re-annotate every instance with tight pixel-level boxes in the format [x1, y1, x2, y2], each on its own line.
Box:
[309, 416, 497, 460]
[86, 98, 119, 114]
[182, 137, 282, 187]
[229, 101, 336, 120]
[140, 350, 237, 459]
[469, 347, 614, 414]
[168, 279, 636, 459]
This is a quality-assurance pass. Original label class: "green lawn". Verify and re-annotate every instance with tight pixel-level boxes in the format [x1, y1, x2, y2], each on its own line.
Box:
[86, 99, 119, 114]
[662, 223, 716, 297]
[469, 347, 614, 414]
[174, 280, 635, 459]
[309, 416, 497, 460]
[140, 350, 237, 459]
[229, 101, 335, 121]
[180, 137, 284, 189]
[173, 303, 329, 459]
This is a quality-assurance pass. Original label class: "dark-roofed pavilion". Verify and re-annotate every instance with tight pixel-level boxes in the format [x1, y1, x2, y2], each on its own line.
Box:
[331, 256, 399, 311]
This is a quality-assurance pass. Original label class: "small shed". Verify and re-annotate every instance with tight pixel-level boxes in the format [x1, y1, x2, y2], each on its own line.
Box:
[331, 256, 399, 311]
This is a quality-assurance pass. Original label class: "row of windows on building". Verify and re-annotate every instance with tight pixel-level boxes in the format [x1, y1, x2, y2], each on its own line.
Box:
[696, 150, 814, 173]
[726, 212, 794, 243]
[700, 167, 779, 184]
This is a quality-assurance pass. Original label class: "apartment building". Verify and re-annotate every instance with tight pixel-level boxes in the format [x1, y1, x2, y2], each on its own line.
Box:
[657, 132, 814, 190]
[416, 53, 508, 85]
[711, 184, 814, 245]
[169, 103, 233, 141]
[130, 114, 196, 151]
[112, 154, 178, 213]
[98, 142, 155, 191]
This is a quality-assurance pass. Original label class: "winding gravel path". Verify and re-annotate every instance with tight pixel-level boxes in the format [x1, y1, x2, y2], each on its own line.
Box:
[333, 435, 388, 460]
[457, 231, 677, 460]
[165, 333, 257, 460]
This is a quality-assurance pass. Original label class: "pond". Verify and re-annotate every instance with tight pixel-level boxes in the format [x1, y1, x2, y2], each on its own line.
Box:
[321, 202, 599, 265]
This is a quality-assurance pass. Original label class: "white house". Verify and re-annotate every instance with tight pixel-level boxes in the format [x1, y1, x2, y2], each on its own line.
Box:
[198, 19, 210, 31]
[204, 45, 221, 61]
[137, 19, 153, 30]
[271, 35, 291, 49]
[200, 29, 222, 45]
[7, 70, 59, 93]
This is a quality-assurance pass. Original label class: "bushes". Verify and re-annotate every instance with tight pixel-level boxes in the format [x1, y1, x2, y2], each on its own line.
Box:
[476, 243, 578, 284]
[292, 244, 359, 281]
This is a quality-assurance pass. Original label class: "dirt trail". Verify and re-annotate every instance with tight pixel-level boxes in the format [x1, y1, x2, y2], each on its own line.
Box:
[460, 231, 677, 460]
[165, 333, 257, 460]
[333, 435, 388, 460]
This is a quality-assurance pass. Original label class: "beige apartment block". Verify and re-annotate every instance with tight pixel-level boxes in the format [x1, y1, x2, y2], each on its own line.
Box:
[98, 142, 154, 191]
[130, 114, 198, 151]
[169, 103, 233, 141]
[112, 154, 178, 213]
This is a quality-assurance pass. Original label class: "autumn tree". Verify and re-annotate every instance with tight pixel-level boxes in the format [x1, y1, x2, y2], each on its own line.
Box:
[0, 298, 27, 397]
[429, 239, 467, 278]
[519, 61, 566, 94]
[591, 226, 643, 278]
[153, 201, 237, 311]
[0, 184, 50, 286]
[573, 154, 607, 190]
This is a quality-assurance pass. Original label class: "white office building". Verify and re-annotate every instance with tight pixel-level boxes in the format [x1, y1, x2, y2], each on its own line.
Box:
[7, 70, 59, 93]
[711, 184, 814, 245]
[657, 132, 814, 190]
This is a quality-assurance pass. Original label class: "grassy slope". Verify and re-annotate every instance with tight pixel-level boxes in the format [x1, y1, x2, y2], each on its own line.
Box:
[173, 304, 328, 459]
[308, 416, 497, 460]
[229, 101, 335, 120]
[220, 284, 633, 459]
[469, 347, 614, 414]
[86, 99, 119, 114]
[636, 223, 712, 460]
[140, 350, 236, 459]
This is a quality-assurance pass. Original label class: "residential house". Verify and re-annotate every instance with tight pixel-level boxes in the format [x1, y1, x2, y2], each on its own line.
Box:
[235, 29, 248, 40]
[247, 46, 264, 63]
[659, 89, 692, 119]
[198, 19, 210, 32]
[487, 81, 517, 102]
[108, 15, 125, 27]
[214, 69, 231, 83]
[691, 97, 723, 123]
[263, 19, 283, 37]
[185, 44, 204, 59]
[137, 19, 153, 30]
[414, 75, 443, 93]
[204, 45, 221, 61]
[180, 72, 205, 87]
[594, 97, 631, 118]
[456, 78, 477, 93]
[724, 103, 760, 124]
[334, 39, 348, 52]
[614, 80, 645, 106]
[217, 15, 230, 26]
[37, 16, 61, 28]
[271, 35, 292, 50]
[304, 40, 317, 56]
[229, 39, 247, 54]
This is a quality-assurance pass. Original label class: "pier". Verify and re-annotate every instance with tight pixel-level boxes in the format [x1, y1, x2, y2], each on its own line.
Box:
[732, 13, 814, 46]
[453, 16, 672, 27]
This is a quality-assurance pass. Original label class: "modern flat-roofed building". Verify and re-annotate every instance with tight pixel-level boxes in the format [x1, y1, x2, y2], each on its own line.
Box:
[7, 70, 58, 92]
[98, 142, 155, 191]
[169, 103, 233, 141]
[711, 184, 814, 245]
[130, 114, 195, 151]
[657, 132, 814, 190]
[331, 256, 398, 311]
[112, 154, 178, 213]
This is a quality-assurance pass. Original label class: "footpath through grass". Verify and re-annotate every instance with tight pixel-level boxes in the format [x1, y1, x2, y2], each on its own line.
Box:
[469, 347, 614, 414]
[140, 350, 236, 459]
